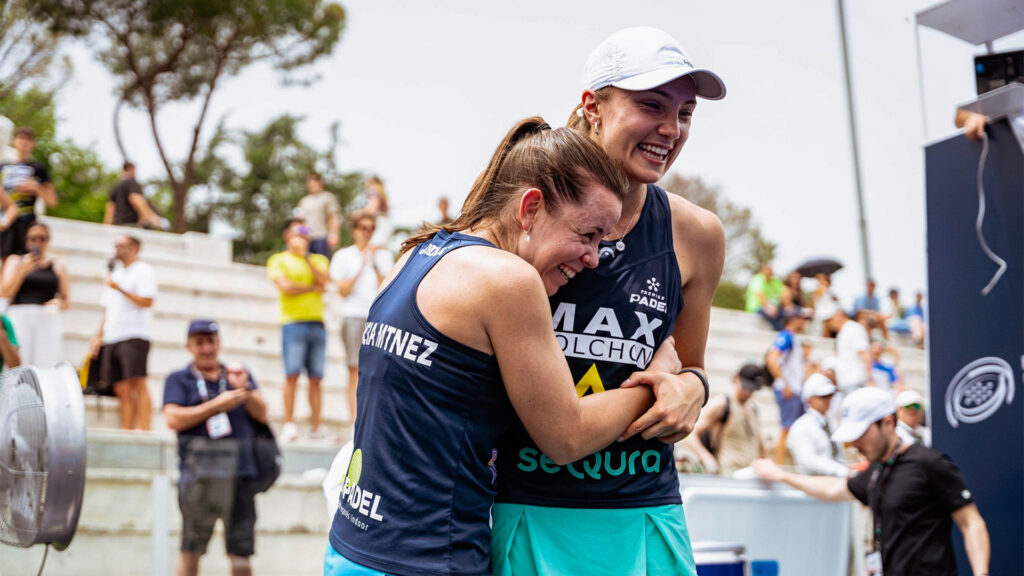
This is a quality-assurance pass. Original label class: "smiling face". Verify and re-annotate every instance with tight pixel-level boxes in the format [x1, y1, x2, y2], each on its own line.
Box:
[589, 76, 697, 187]
[520, 182, 621, 296]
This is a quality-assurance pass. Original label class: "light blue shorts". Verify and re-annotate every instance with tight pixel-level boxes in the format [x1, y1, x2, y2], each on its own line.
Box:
[282, 321, 326, 378]
[491, 503, 696, 576]
[324, 543, 394, 576]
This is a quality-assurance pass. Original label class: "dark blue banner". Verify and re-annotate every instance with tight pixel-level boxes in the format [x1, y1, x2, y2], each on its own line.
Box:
[925, 118, 1023, 575]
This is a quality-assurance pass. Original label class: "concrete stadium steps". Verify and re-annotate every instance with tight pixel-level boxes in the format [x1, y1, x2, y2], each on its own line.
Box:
[0, 430, 338, 576]
[43, 217, 232, 264]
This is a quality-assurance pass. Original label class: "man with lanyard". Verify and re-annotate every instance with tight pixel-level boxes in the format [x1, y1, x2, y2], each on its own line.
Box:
[753, 387, 990, 575]
[163, 319, 268, 576]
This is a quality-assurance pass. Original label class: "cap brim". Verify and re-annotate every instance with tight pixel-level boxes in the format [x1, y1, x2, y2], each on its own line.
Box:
[612, 67, 726, 100]
[831, 419, 870, 443]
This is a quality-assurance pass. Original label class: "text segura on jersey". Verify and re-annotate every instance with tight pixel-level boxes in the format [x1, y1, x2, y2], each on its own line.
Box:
[329, 231, 514, 576]
[496, 184, 685, 508]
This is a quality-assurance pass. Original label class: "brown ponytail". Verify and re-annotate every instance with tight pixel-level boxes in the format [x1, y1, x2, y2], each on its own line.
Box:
[401, 116, 627, 253]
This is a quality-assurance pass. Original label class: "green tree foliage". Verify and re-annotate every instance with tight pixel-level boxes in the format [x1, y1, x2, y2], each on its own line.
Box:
[182, 115, 361, 265]
[36, 0, 347, 232]
[661, 173, 777, 280]
[661, 174, 777, 310]
[0, 0, 68, 99]
[1, 88, 116, 223]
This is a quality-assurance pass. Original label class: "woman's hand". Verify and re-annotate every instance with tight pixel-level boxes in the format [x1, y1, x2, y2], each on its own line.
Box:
[619, 369, 704, 443]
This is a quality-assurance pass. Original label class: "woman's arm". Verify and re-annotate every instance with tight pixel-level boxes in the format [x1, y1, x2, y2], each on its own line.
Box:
[1, 255, 26, 299]
[52, 260, 70, 309]
[484, 264, 655, 466]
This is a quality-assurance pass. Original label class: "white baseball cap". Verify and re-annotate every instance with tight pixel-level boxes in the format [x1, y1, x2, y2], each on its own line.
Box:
[820, 356, 839, 373]
[895, 389, 925, 408]
[831, 387, 897, 443]
[584, 27, 726, 99]
[802, 373, 837, 401]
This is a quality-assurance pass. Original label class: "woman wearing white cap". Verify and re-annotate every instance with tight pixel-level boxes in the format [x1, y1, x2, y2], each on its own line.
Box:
[492, 27, 726, 576]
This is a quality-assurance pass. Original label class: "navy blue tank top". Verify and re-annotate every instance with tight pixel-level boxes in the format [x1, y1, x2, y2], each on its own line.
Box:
[496, 185, 684, 508]
[329, 230, 513, 576]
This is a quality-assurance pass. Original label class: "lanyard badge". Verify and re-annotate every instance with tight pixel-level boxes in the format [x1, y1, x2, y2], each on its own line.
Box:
[194, 367, 233, 439]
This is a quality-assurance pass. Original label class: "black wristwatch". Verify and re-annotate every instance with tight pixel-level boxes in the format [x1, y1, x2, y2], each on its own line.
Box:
[677, 368, 710, 407]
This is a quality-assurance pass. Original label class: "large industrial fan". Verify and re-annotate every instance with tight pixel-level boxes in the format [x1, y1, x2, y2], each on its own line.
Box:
[0, 364, 87, 559]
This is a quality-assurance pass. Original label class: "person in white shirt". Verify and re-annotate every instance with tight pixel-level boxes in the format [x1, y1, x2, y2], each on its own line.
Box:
[787, 373, 849, 477]
[330, 214, 393, 422]
[822, 303, 871, 392]
[895, 389, 932, 447]
[90, 235, 157, 430]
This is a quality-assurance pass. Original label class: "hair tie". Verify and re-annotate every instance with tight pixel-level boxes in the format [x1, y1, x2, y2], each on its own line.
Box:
[536, 122, 551, 132]
[576, 108, 584, 117]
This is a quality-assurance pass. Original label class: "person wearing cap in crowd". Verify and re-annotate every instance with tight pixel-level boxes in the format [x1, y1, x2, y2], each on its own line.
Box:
[163, 319, 268, 576]
[752, 387, 990, 576]
[895, 389, 932, 447]
[683, 363, 767, 476]
[786, 373, 848, 477]
[492, 26, 727, 576]
[267, 217, 330, 442]
[819, 355, 839, 384]
[765, 307, 810, 464]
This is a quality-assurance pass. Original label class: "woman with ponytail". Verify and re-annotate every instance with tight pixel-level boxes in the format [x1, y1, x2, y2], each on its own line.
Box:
[324, 116, 681, 576]
[492, 28, 728, 576]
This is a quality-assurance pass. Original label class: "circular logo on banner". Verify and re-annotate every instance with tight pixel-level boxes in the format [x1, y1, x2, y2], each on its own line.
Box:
[945, 356, 1016, 428]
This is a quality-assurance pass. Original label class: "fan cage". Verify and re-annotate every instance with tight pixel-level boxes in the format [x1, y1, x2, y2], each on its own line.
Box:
[0, 367, 48, 547]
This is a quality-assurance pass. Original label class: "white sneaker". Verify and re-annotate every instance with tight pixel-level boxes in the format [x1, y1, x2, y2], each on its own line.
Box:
[281, 422, 299, 443]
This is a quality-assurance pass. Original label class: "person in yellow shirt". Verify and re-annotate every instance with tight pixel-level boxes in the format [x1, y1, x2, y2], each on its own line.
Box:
[267, 218, 330, 441]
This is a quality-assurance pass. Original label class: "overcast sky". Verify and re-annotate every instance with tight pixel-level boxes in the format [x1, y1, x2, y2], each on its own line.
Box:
[52, 0, 1024, 303]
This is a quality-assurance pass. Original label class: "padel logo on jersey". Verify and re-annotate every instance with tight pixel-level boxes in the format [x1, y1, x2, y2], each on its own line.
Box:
[945, 356, 1016, 428]
[630, 276, 666, 313]
[339, 448, 385, 530]
[552, 303, 660, 368]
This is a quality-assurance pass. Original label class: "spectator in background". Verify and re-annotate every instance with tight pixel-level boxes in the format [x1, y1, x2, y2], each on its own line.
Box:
[745, 263, 784, 330]
[786, 374, 848, 477]
[437, 196, 452, 225]
[104, 161, 162, 228]
[359, 175, 393, 247]
[163, 319, 268, 576]
[296, 171, 341, 259]
[823, 303, 871, 395]
[905, 291, 926, 348]
[895, 390, 932, 447]
[853, 278, 888, 340]
[330, 213, 393, 425]
[810, 273, 840, 337]
[870, 339, 903, 393]
[0, 314, 20, 370]
[819, 355, 839, 385]
[91, 235, 157, 430]
[683, 363, 767, 475]
[0, 127, 57, 259]
[880, 287, 910, 338]
[754, 388, 990, 576]
[1, 222, 68, 368]
[766, 308, 809, 463]
[780, 270, 807, 313]
[267, 218, 329, 442]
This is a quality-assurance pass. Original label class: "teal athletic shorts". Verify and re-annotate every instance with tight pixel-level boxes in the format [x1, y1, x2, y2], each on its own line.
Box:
[491, 503, 696, 576]
[324, 543, 394, 576]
